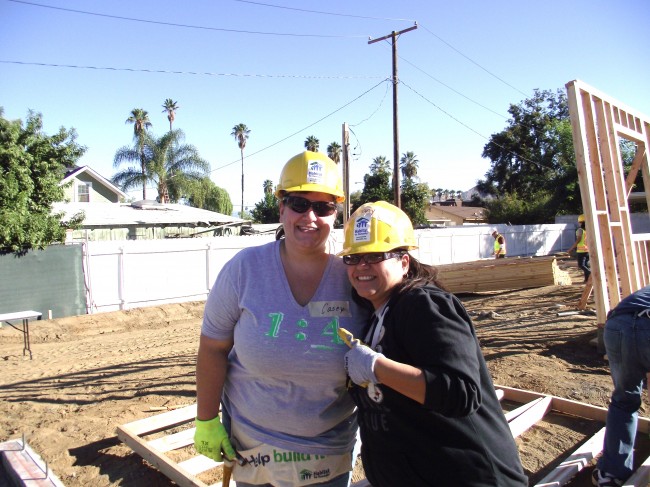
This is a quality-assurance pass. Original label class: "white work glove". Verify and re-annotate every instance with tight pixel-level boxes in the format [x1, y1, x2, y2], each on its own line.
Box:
[344, 340, 383, 386]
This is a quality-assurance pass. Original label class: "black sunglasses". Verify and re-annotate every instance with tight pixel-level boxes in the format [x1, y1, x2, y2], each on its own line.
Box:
[342, 252, 405, 266]
[282, 195, 338, 217]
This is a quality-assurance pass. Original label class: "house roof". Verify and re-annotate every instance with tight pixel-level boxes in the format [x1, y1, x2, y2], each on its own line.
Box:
[52, 201, 245, 227]
[61, 166, 128, 200]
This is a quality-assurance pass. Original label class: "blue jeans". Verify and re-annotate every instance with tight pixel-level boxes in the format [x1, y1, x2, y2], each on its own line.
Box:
[597, 311, 650, 480]
[576, 252, 590, 280]
[235, 472, 351, 487]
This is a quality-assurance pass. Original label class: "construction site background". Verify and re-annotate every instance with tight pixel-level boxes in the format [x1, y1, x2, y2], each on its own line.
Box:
[1, 214, 648, 320]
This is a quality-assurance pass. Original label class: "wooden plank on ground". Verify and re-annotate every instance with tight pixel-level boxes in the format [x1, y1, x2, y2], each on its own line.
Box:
[148, 427, 195, 453]
[177, 454, 221, 476]
[116, 387, 650, 487]
[116, 422, 215, 487]
[534, 427, 605, 487]
[496, 385, 650, 433]
[623, 453, 650, 486]
[508, 396, 552, 438]
[123, 403, 196, 436]
[504, 397, 549, 423]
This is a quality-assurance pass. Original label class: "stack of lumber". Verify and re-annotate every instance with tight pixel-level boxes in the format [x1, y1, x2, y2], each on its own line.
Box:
[436, 256, 572, 293]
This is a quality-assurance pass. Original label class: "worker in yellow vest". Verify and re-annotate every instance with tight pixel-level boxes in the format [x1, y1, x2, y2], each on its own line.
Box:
[567, 214, 591, 283]
[492, 231, 506, 259]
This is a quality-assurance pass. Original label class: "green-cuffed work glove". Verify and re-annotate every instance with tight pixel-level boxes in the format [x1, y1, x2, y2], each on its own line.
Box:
[194, 416, 236, 462]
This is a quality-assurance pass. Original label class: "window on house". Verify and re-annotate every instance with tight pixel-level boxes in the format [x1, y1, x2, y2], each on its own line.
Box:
[77, 182, 91, 202]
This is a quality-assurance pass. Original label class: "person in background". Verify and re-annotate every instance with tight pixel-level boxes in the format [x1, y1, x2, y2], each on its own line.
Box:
[593, 285, 650, 487]
[338, 201, 528, 487]
[492, 230, 507, 259]
[567, 214, 591, 282]
[194, 151, 369, 487]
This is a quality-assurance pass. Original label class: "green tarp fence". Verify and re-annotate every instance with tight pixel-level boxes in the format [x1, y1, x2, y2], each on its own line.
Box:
[0, 244, 86, 319]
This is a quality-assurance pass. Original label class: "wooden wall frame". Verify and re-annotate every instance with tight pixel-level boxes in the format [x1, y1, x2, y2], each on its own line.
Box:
[116, 387, 650, 487]
[565, 80, 650, 347]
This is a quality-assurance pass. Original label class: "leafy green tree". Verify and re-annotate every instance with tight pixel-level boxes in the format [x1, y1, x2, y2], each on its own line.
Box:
[477, 88, 581, 222]
[485, 190, 553, 225]
[356, 156, 393, 212]
[186, 177, 233, 215]
[327, 141, 341, 163]
[304, 135, 319, 152]
[0, 109, 85, 254]
[400, 151, 419, 180]
[251, 192, 280, 223]
[113, 129, 209, 203]
[162, 99, 179, 132]
[231, 123, 251, 218]
[400, 178, 430, 227]
[125, 108, 152, 200]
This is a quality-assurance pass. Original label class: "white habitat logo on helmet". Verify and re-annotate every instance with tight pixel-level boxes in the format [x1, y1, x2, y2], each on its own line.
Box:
[353, 216, 371, 243]
[307, 161, 324, 184]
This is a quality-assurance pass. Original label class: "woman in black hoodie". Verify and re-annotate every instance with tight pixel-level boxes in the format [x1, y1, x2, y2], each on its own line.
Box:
[338, 201, 527, 487]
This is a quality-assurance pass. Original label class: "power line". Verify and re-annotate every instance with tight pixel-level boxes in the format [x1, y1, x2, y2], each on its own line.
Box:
[419, 23, 528, 97]
[350, 80, 391, 127]
[394, 51, 508, 120]
[9, 0, 528, 100]
[232, 0, 417, 22]
[7, 0, 368, 38]
[399, 79, 546, 171]
[210, 78, 391, 173]
[0, 60, 382, 80]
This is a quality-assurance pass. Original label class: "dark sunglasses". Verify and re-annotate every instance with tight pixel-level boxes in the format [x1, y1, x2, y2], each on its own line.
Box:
[342, 252, 405, 266]
[282, 195, 338, 217]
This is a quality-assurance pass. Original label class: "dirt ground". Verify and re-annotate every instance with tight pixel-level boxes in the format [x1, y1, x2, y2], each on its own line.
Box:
[0, 258, 643, 486]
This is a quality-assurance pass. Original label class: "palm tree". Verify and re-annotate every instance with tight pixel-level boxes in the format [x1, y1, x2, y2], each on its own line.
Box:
[400, 151, 419, 181]
[125, 108, 152, 200]
[231, 123, 251, 218]
[263, 179, 274, 194]
[327, 141, 341, 163]
[162, 99, 179, 132]
[304, 135, 319, 152]
[436, 188, 443, 202]
[113, 129, 209, 204]
[370, 155, 391, 175]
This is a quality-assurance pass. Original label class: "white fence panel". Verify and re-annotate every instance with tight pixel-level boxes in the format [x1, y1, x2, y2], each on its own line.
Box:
[84, 224, 577, 314]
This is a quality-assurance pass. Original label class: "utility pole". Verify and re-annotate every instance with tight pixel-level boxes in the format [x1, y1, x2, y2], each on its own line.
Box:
[369, 23, 417, 209]
[342, 122, 351, 224]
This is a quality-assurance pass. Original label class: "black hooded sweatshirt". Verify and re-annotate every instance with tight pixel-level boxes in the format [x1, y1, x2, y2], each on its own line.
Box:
[349, 285, 527, 487]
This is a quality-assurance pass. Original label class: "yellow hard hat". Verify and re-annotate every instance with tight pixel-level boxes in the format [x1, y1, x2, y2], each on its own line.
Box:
[338, 201, 418, 256]
[578, 214, 585, 223]
[275, 151, 345, 202]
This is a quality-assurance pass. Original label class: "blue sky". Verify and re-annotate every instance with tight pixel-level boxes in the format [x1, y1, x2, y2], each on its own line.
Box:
[2, 0, 649, 213]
